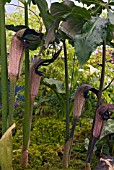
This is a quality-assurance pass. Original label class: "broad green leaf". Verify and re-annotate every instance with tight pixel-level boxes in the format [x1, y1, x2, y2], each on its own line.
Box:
[51, 1, 90, 20]
[108, 11, 114, 25]
[50, 1, 75, 19]
[100, 119, 114, 139]
[0, 124, 15, 170]
[32, 0, 54, 30]
[47, 1, 90, 44]
[89, 5, 102, 16]
[60, 18, 85, 38]
[60, 6, 91, 38]
[74, 17, 108, 66]
[44, 78, 65, 93]
[106, 25, 114, 45]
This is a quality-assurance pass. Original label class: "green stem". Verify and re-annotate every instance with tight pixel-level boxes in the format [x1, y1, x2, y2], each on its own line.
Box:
[62, 118, 78, 168]
[96, 40, 106, 108]
[70, 55, 76, 94]
[0, 0, 9, 134]
[63, 40, 70, 141]
[21, 3, 30, 167]
[8, 76, 16, 126]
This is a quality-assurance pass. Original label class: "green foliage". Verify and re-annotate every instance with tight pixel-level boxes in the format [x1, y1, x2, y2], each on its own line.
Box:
[101, 119, 114, 139]
[74, 17, 108, 66]
[10, 115, 98, 169]
[44, 78, 65, 94]
[0, 124, 15, 170]
[32, 0, 54, 30]
[4, 0, 11, 4]
[51, 1, 91, 39]
[31, 116, 66, 145]
[12, 115, 66, 169]
[108, 11, 114, 25]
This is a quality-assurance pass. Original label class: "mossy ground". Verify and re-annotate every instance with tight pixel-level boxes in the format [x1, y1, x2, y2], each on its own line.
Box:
[10, 113, 99, 170]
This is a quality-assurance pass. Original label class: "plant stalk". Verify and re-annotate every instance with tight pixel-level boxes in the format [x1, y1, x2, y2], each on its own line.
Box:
[96, 40, 106, 108]
[21, 3, 31, 168]
[0, 0, 9, 134]
[63, 40, 70, 141]
[86, 40, 106, 164]
[62, 118, 78, 168]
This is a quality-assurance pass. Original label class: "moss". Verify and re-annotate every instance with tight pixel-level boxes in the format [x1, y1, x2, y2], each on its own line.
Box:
[0, 115, 98, 169]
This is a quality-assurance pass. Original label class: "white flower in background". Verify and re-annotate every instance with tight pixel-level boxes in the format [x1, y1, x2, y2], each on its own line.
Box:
[89, 65, 100, 74]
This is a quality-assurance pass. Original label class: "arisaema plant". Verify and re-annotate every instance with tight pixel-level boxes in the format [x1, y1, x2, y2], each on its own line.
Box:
[1, 0, 114, 169]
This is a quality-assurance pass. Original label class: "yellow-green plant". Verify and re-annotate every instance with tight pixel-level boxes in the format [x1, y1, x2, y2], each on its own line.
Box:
[0, 123, 15, 170]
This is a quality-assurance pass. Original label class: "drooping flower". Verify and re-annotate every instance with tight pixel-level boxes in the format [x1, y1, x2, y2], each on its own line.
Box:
[30, 58, 43, 105]
[8, 29, 27, 126]
[8, 29, 27, 79]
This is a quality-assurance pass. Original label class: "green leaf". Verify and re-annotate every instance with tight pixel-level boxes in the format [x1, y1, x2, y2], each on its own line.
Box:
[60, 6, 91, 38]
[0, 124, 15, 170]
[19, 0, 34, 5]
[109, 2, 114, 6]
[74, 17, 108, 66]
[106, 25, 114, 45]
[22, 28, 44, 50]
[28, 0, 32, 6]
[48, 1, 90, 42]
[5, 24, 27, 32]
[19, 0, 27, 5]
[51, 1, 90, 20]
[24, 34, 42, 50]
[108, 11, 114, 25]
[100, 119, 114, 139]
[44, 78, 65, 93]
[33, 0, 54, 30]
[45, 20, 60, 48]
[50, 1, 75, 19]
[89, 5, 102, 16]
